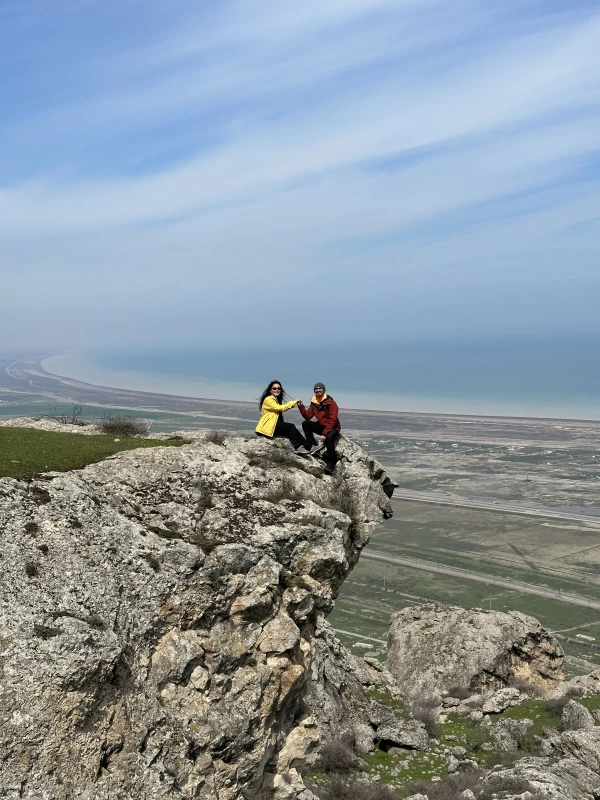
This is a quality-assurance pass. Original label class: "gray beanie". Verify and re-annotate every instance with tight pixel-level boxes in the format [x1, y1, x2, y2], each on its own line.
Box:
[314, 382, 326, 391]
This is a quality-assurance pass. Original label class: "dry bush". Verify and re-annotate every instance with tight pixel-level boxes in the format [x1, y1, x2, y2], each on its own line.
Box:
[98, 414, 149, 437]
[406, 769, 542, 800]
[319, 739, 360, 774]
[406, 770, 484, 800]
[320, 777, 398, 800]
[204, 430, 228, 445]
[410, 695, 441, 738]
[25, 561, 39, 578]
[480, 774, 540, 799]
[47, 404, 87, 425]
[543, 697, 570, 719]
[446, 685, 473, 700]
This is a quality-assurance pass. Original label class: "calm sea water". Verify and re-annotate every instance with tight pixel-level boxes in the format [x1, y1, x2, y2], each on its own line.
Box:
[44, 332, 600, 420]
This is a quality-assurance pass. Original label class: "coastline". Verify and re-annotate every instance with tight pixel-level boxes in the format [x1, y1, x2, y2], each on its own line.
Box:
[41, 352, 600, 422]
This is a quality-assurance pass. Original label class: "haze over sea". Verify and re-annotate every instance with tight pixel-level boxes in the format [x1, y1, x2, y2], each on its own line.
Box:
[44, 330, 600, 421]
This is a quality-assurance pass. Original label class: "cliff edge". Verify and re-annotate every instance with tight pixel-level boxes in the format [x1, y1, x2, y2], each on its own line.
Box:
[0, 428, 393, 800]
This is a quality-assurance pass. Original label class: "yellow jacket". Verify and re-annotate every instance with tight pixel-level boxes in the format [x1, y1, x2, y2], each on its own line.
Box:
[255, 396, 297, 437]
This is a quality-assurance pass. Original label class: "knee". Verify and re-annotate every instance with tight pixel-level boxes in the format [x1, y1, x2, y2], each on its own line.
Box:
[302, 420, 310, 430]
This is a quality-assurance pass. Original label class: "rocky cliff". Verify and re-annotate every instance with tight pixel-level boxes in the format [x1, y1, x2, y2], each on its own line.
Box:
[0, 427, 393, 800]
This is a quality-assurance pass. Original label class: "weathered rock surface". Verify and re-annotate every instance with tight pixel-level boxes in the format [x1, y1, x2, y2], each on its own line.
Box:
[0, 427, 393, 800]
[562, 700, 597, 731]
[481, 687, 522, 714]
[387, 604, 564, 697]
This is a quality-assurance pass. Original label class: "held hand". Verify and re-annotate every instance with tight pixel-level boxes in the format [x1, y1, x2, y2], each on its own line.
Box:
[320, 435, 326, 441]
[295, 400, 302, 406]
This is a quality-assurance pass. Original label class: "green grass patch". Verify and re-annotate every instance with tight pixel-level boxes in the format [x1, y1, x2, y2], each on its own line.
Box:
[367, 689, 409, 716]
[0, 427, 187, 480]
[365, 747, 447, 787]
[438, 714, 492, 758]
[580, 694, 600, 716]
[494, 699, 561, 749]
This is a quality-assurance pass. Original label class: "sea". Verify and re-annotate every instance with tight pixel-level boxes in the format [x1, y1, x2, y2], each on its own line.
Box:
[42, 331, 600, 420]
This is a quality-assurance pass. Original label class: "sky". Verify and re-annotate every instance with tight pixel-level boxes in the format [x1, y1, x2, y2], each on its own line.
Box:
[2, 0, 600, 351]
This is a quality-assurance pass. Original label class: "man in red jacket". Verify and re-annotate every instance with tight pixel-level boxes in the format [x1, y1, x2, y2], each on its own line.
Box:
[298, 382, 341, 474]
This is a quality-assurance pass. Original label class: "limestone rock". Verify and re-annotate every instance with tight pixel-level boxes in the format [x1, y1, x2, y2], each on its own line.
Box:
[562, 700, 596, 731]
[482, 687, 522, 713]
[387, 604, 564, 696]
[490, 718, 534, 751]
[0, 426, 393, 800]
[559, 727, 600, 772]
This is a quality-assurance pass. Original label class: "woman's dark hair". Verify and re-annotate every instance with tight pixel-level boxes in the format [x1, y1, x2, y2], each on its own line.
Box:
[259, 380, 288, 408]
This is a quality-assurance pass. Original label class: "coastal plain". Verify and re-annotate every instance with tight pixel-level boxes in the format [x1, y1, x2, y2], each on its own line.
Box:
[3, 354, 600, 674]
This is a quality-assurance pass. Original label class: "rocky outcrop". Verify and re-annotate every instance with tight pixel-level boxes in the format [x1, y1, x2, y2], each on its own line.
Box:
[261, 619, 428, 798]
[387, 604, 564, 697]
[0, 428, 393, 800]
[562, 700, 596, 731]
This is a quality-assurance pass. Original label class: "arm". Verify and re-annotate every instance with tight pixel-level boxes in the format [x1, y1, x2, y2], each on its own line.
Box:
[321, 398, 339, 435]
[262, 396, 297, 413]
[297, 402, 314, 421]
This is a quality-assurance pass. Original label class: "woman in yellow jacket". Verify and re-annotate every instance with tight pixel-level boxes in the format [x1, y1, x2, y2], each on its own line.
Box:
[255, 380, 310, 453]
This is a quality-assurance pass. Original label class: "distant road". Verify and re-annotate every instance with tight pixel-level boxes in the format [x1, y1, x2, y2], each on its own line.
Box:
[361, 550, 600, 612]
[392, 490, 600, 526]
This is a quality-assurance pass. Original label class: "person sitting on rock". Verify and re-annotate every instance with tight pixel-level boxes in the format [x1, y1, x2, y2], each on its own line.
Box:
[298, 382, 341, 473]
[255, 380, 310, 454]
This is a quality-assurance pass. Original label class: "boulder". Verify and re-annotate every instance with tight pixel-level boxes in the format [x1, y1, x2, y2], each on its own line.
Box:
[482, 687, 522, 713]
[387, 604, 564, 697]
[562, 700, 596, 731]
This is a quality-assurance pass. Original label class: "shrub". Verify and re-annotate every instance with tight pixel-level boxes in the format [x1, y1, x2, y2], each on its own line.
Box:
[446, 685, 473, 700]
[543, 697, 570, 719]
[204, 430, 228, 445]
[30, 486, 51, 505]
[98, 414, 149, 437]
[87, 614, 107, 631]
[37, 544, 49, 555]
[197, 490, 215, 509]
[320, 739, 359, 774]
[320, 777, 398, 800]
[25, 561, 39, 577]
[47, 404, 86, 426]
[480, 774, 539, 799]
[407, 770, 484, 800]
[143, 552, 161, 571]
[410, 695, 441, 738]
[25, 521, 39, 534]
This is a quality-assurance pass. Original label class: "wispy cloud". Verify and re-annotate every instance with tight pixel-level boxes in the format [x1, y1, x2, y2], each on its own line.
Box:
[1, 0, 599, 344]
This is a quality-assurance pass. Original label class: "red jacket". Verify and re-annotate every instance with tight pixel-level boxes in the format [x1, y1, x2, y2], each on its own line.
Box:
[298, 394, 341, 436]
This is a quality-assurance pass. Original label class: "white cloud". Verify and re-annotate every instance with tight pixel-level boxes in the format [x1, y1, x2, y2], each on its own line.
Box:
[1, 0, 599, 343]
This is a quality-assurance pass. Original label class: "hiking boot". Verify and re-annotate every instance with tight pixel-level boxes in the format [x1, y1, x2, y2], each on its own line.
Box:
[294, 445, 310, 455]
[309, 442, 326, 455]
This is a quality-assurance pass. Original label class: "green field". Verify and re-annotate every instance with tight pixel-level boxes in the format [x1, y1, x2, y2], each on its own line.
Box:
[331, 556, 600, 674]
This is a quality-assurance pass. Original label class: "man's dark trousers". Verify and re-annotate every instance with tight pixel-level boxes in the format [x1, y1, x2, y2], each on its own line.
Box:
[302, 420, 339, 465]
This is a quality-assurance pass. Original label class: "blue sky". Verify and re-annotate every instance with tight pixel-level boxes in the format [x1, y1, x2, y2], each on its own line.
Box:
[2, 0, 600, 350]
